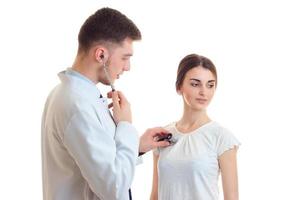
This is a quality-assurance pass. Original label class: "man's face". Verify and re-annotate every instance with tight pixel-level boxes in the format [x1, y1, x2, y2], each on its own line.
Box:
[106, 38, 133, 83]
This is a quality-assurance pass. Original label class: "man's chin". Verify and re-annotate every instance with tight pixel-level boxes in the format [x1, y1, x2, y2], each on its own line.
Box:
[98, 79, 109, 85]
[98, 79, 115, 86]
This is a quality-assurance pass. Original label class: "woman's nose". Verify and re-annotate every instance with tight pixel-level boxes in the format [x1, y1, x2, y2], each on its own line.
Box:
[198, 86, 205, 96]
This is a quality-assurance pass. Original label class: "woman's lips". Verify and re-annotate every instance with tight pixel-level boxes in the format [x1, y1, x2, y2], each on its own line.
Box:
[196, 98, 207, 103]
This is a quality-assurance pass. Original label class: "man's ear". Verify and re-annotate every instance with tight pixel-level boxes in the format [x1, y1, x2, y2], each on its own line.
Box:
[95, 46, 109, 63]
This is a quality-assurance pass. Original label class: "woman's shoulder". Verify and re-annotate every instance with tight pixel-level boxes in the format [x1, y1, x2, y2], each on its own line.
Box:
[208, 121, 241, 156]
[199, 121, 239, 147]
[205, 121, 233, 136]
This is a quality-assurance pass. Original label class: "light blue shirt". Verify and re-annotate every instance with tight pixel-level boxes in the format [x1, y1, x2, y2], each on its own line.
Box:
[42, 68, 139, 200]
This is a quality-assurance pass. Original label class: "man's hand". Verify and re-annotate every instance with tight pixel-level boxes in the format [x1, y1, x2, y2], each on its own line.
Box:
[139, 127, 171, 153]
[107, 91, 132, 124]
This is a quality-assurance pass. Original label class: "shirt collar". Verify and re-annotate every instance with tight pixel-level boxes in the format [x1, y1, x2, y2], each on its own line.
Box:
[58, 68, 103, 99]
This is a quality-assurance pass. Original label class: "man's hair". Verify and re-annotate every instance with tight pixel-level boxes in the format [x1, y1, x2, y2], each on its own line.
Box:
[78, 7, 142, 52]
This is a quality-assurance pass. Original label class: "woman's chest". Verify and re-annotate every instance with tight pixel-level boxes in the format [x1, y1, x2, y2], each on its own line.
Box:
[158, 136, 219, 176]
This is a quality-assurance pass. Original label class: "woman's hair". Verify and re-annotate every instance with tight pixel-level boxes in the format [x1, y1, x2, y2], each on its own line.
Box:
[78, 7, 141, 53]
[176, 54, 217, 90]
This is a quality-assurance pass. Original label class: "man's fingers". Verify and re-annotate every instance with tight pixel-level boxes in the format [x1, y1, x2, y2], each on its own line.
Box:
[116, 91, 129, 106]
[111, 91, 120, 110]
[107, 91, 113, 98]
[154, 141, 170, 148]
[108, 102, 113, 109]
[149, 127, 170, 136]
[107, 91, 118, 98]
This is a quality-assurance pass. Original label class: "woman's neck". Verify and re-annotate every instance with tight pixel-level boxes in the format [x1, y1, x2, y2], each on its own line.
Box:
[176, 105, 211, 133]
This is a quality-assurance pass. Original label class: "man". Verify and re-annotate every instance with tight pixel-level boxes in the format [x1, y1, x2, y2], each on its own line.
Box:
[41, 7, 170, 200]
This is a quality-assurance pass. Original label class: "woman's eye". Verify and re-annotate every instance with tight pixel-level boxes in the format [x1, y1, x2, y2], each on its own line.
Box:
[207, 83, 215, 88]
[191, 83, 198, 87]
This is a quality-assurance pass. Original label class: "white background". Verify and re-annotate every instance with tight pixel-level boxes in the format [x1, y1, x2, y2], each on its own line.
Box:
[1, 0, 300, 199]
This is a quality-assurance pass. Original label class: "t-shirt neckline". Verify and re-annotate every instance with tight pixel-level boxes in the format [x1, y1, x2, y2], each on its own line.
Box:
[173, 121, 215, 136]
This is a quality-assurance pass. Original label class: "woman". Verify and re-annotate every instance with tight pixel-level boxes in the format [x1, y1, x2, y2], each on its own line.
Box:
[150, 54, 240, 200]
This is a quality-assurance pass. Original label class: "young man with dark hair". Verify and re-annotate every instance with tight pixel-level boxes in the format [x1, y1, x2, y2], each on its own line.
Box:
[41, 7, 170, 200]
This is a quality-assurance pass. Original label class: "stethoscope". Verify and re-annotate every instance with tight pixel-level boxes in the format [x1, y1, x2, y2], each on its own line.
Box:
[100, 54, 115, 92]
[99, 54, 118, 125]
[98, 55, 114, 99]
[157, 133, 178, 144]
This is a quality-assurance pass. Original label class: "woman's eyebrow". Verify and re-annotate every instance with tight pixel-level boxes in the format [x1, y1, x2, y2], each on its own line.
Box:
[190, 79, 216, 83]
[190, 78, 201, 82]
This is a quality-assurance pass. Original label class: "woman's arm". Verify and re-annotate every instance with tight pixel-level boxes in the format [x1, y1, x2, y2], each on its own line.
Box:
[219, 148, 239, 200]
[150, 152, 159, 200]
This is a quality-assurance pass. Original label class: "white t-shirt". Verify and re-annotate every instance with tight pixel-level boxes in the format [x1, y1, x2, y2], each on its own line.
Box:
[155, 121, 240, 200]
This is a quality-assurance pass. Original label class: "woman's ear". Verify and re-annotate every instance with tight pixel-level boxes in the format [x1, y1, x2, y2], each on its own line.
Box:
[176, 89, 182, 95]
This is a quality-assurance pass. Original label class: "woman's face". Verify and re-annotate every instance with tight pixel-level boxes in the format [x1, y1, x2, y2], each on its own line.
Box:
[178, 66, 216, 111]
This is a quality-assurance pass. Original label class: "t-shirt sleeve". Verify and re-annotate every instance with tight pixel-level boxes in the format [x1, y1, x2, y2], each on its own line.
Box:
[216, 128, 241, 157]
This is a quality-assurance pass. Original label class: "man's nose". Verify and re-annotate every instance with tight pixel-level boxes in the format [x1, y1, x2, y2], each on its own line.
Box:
[123, 62, 130, 71]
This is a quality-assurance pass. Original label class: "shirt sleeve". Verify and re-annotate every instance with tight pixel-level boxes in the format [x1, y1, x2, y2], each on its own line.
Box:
[63, 110, 139, 200]
[216, 128, 241, 157]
